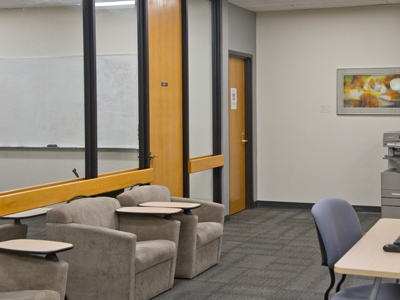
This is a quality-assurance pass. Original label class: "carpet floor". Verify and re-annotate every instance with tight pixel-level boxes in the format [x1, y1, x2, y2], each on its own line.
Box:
[1, 206, 384, 299]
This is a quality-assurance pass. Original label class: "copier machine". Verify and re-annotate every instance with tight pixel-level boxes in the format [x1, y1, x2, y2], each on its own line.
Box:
[381, 132, 400, 218]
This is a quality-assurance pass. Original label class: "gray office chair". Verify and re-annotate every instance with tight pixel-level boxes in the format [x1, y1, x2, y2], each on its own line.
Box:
[311, 198, 400, 300]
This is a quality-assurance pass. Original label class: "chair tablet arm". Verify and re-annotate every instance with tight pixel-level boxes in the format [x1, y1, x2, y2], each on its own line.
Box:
[119, 214, 180, 245]
[0, 224, 27, 242]
[171, 197, 225, 224]
[0, 252, 68, 299]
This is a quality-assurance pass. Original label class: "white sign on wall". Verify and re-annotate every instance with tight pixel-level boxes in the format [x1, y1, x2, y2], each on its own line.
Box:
[231, 88, 237, 110]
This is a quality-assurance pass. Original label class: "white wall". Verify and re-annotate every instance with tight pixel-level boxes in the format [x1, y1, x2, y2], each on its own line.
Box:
[256, 5, 400, 206]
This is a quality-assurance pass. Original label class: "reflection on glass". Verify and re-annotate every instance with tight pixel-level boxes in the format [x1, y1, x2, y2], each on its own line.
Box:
[188, 0, 213, 158]
[190, 170, 213, 202]
[95, 1, 139, 174]
[0, 2, 85, 191]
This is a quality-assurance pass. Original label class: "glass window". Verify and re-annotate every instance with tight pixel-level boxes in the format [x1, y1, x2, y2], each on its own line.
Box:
[188, 0, 213, 200]
[95, 0, 139, 174]
[190, 169, 213, 202]
[0, 2, 85, 191]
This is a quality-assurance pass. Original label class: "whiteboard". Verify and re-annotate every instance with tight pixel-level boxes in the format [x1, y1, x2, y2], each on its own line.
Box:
[0, 54, 138, 148]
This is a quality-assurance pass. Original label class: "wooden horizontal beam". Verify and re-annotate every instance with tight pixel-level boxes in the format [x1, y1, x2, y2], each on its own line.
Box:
[0, 168, 153, 217]
[188, 155, 224, 174]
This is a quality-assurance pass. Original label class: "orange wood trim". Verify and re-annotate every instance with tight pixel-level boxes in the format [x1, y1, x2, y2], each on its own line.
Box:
[0, 168, 153, 217]
[188, 155, 224, 174]
[0, 178, 81, 197]
[0, 168, 141, 197]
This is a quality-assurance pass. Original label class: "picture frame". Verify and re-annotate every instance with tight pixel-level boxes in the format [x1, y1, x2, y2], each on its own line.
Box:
[337, 67, 400, 115]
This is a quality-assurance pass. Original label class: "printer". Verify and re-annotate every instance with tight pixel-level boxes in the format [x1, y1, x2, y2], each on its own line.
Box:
[383, 131, 400, 172]
[382, 131, 400, 218]
[383, 131, 400, 148]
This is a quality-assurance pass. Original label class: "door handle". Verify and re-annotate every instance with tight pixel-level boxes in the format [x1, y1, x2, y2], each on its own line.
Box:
[241, 139, 248, 143]
[150, 153, 158, 159]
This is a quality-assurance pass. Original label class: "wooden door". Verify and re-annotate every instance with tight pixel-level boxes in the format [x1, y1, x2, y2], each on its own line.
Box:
[229, 56, 246, 215]
[148, 0, 183, 197]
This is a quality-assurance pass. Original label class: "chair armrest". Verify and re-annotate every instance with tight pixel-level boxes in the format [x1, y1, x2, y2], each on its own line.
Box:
[171, 197, 225, 224]
[46, 223, 136, 300]
[0, 251, 68, 298]
[119, 214, 180, 246]
[0, 224, 27, 242]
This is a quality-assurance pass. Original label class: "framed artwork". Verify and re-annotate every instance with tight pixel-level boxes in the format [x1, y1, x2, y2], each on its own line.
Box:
[337, 67, 400, 115]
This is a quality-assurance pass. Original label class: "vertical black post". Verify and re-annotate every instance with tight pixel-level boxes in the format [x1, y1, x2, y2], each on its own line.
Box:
[212, 0, 222, 203]
[82, 0, 98, 179]
[182, 0, 190, 197]
[138, 0, 150, 170]
[244, 58, 254, 209]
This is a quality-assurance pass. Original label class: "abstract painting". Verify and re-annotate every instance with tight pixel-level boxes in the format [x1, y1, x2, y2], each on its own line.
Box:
[337, 68, 400, 115]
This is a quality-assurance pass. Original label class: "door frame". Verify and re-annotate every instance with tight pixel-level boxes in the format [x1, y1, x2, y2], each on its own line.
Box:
[229, 50, 254, 210]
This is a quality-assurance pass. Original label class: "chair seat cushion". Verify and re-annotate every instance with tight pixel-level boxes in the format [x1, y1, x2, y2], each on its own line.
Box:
[135, 240, 176, 273]
[0, 290, 60, 300]
[197, 222, 223, 249]
[333, 282, 400, 300]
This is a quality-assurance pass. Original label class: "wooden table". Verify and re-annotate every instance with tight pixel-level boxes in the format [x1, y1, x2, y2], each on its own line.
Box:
[1, 207, 52, 224]
[116, 206, 182, 220]
[335, 218, 400, 300]
[139, 201, 200, 215]
[0, 239, 73, 261]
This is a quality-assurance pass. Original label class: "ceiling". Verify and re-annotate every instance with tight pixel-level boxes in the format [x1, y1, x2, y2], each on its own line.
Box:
[228, 0, 400, 12]
[1, 0, 400, 11]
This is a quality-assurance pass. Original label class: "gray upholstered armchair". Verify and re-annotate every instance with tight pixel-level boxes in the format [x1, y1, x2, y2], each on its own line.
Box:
[117, 185, 225, 279]
[0, 224, 68, 300]
[46, 196, 180, 300]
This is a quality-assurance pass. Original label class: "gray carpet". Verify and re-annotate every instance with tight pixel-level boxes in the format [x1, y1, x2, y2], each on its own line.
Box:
[0, 207, 383, 299]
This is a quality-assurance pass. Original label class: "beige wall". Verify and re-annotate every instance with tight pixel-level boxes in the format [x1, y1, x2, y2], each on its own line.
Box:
[256, 5, 400, 206]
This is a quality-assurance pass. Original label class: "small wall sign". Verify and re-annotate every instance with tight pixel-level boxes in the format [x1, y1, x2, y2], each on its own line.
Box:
[231, 88, 237, 109]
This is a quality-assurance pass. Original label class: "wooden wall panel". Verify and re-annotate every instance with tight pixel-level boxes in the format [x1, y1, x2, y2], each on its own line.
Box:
[148, 0, 183, 197]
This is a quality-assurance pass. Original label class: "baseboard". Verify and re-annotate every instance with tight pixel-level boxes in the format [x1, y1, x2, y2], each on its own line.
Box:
[353, 205, 381, 213]
[224, 215, 230, 223]
[255, 200, 381, 213]
[255, 201, 313, 210]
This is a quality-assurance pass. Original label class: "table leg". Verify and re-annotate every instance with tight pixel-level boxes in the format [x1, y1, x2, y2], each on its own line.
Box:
[369, 277, 382, 300]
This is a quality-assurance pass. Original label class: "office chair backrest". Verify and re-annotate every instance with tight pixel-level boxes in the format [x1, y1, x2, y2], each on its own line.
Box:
[117, 185, 171, 206]
[311, 198, 362, 269]
[47, 197, 120, 230]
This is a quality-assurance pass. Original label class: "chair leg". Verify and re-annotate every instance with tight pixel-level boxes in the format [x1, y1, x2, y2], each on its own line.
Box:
[325, 268, 336, 300]
[336, 274, 347, 292]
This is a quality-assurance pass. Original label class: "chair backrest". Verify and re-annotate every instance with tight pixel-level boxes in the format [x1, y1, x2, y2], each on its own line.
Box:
[47, 197, 120, 230]
[117, 185, 171, 206]
[311, 198, 362, 269]
[0, 224, 27, 242]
